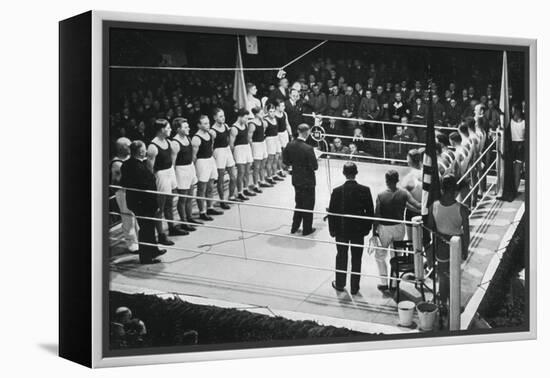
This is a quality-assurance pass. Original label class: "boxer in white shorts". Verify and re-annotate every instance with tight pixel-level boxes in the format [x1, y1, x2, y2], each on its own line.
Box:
[172, 118, 201, 231]
[230, 108, 256, 201]
[264, 103, 283, 185]
[211, 108, 237, 207]
[248, 106, 271, 193]
[192, 115, 222, 221]
[147, 119, 186, 244]
[275, 99, 293, 177]
[372, 170, 420, 290]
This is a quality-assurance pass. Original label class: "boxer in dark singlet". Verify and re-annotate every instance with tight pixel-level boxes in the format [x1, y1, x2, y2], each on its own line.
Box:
[211, 108, 237, 207]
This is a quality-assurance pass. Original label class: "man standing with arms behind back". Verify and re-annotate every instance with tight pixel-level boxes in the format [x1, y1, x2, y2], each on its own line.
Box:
[328, 162, 374, 295]
[282, 124, 318, 236]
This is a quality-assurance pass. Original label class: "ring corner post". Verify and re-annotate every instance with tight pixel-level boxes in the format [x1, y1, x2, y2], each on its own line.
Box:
[449, 236, 462, 331]
[411, 215, 424, 282]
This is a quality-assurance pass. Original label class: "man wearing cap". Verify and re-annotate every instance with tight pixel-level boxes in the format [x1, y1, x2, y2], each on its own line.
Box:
[282, 123, 318, 236]
[328, 162, 374, 295]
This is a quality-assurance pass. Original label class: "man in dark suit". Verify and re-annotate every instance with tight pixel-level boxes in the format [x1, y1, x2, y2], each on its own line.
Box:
[120, 140, 166, 264]
[328, 162, 374, 294]
[282, 124, 318, 236]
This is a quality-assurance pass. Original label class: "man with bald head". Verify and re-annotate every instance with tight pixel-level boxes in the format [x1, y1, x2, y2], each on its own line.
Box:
[111, 137, 139, 253]
[328, 162, 374, 295]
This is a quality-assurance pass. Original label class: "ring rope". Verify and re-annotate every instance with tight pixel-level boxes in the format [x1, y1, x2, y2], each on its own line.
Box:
[318, 151, 408, 164]
[303, 113, 457, 131]
[461, 160, 497, 204]
[456, 139, 497, 185]
[109, 210, 416, 255]
[322, 132, 426, 146]
[110, 185, 418, 225]
[124, 240, 421, 283]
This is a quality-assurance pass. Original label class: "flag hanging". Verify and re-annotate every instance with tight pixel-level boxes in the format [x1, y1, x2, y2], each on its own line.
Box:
[233, 37, 248, 110]
[245, 35, 258, 55]
[421, 88, 441, 219]
[497, 51, 517, 201]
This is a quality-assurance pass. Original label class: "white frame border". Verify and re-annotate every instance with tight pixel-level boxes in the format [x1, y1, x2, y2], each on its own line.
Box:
[90, 10, 537, 368]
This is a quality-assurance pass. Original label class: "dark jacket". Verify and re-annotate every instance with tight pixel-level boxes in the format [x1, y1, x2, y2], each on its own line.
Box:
[328, 180, 374, 238]
[282, 138, 318, 187]
[120, 157, 158, 214]
[285, 99, 304, 135]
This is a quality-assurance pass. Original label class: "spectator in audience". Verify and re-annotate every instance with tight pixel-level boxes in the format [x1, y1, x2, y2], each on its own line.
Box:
[351, 126, 368, 153]
[330, 137, 350, 155]
[445, 98, 461, 127]
[358, 89, 380, 133]
[388, 92, 409, 122]
[342, 85, 360, 118]
[307, 83, 327, 114]
[432, 94, 446, 126]
[410, 97, 427, 124]
[324, 117, 343, 145]
[269, 77, 289, 104]
[327, 85, 344, 118]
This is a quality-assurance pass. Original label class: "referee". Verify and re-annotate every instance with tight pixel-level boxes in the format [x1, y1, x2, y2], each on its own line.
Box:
[282, 124, 318, 236]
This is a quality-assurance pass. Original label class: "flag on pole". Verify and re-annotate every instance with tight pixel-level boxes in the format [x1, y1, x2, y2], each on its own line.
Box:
[497, 51, 517, 201]
[245, 35, 258, 54]
[233, 37, 248, 110]
[421, 88, 441, 219]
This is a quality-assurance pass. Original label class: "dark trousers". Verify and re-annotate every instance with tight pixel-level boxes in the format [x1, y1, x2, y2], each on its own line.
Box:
[131, 204, 159, 263]
[335, 236, 364, 291]
[292, 185, 315, 233]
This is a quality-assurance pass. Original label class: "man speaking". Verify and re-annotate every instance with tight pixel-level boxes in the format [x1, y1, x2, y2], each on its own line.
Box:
[328, 162, 374, 295]
[282, 123, 318, 236]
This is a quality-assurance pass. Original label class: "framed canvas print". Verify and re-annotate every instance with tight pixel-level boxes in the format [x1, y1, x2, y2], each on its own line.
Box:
[59, 10, 537, 368]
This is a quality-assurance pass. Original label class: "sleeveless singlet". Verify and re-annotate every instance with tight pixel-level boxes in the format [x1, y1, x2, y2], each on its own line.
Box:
[195, 133, 213, 159]
[213, 124, 230, 149]
[276, 112, 288, 133]
[173, 136, 193, 166]
[265, 117, 278, 137]
[432, 201, 463, 236]
[232, 124, 249, 146]
[250, 119, 265, 142]
[151, 141, 172, 172]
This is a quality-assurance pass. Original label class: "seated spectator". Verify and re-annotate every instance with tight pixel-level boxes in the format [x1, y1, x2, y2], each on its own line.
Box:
[484, 98, 501, 131]
[330, 138, 350, 156]
[351, 126, 368, 153]
[445, 98, 461, 127]
[358, 90, 380, 121]
[410, 97, 427, 124]
[324, 117, 343, 144]
[432, 94, 446, 126]
[388, 92, 409, 122]
[307, 83, 327, 114]
[327, 85, 344, 117]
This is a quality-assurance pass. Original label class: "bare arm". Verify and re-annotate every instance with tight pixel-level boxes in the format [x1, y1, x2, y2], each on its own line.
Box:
[146, 144, 158, 173]
[405, 190, 421, 211]
[229, 127, 238, 152]
[110, 161, 123, 185]
[247, 123, 255, 145]
[170, 140, 180, 166]
[191, 136, 201, 163]
[284, 111, 293, 138]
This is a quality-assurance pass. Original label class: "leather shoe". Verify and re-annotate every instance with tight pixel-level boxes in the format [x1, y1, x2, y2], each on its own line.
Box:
[331, 281, 345, 292]
[158, 234, 174, 246]
[153, 249, 167, 258]
[199, 213, 214, 221]
[259, 182, 273, 188]
[187, 218, 203, 225]
[169, 227, 189, 236]
[207, 208, 224, 215]
[302, 228, 316, 236]
[220, 202, 231, 210]
[243, 189, 256, 196]
[253, 187, 263, 193]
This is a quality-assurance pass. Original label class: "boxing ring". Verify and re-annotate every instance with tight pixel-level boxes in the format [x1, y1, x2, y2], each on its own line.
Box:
[108, 124, 524, 333]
